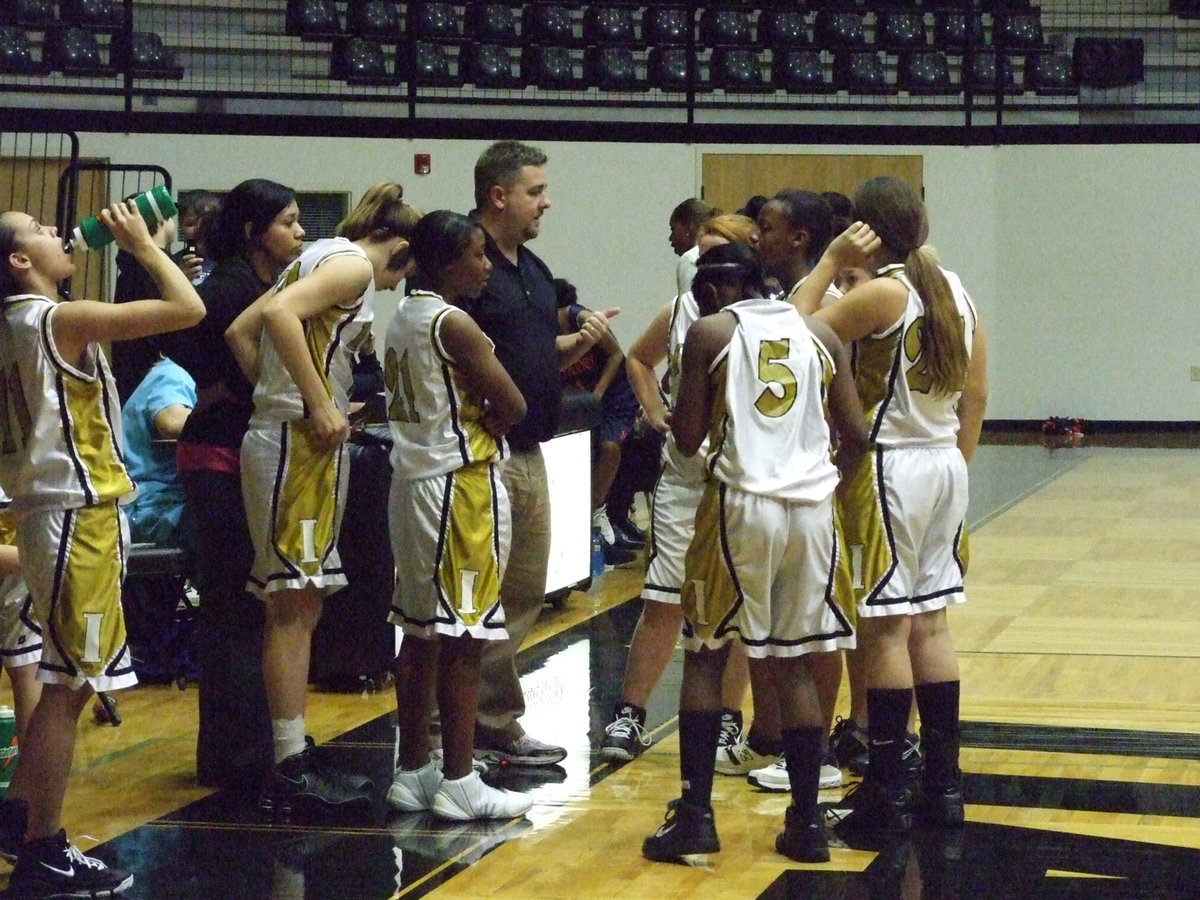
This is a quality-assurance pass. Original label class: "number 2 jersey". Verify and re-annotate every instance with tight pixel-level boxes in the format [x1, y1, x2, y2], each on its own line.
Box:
[0, 294, 134, 513]
[705, 296, 839, 503]
[853, 264, 979, 449]
[384, 290, 508, 480]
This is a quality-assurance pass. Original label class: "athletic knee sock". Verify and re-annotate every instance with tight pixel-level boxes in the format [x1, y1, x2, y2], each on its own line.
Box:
[679, 709, 722, 810]
[915, 680, 961, 785]
[866, 687, 913, 787]
[272, 716, 307, 764]
[781, 726, 824, 818]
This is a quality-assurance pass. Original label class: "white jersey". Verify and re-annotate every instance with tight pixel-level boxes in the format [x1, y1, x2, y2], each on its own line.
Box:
[0, 294, 134, 512]
[663, 290, 707, 483]
[853, 265, 978, 449]
[705, 297, 838, 503]
[784, 274, 842, 311]
[384, 291, 507, 480]
[250, 238, 374, 425]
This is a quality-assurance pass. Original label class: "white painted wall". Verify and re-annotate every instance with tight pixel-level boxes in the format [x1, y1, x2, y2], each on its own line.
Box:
[72, 132, 1200, 421]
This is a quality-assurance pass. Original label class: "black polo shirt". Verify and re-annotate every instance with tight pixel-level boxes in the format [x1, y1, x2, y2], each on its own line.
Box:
[459, 226, 560, 452]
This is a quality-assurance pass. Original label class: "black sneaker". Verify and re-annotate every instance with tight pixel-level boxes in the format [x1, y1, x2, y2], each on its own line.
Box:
[610, 518, 646, 549]
[600, 710, 652, 762]
[0, 797, 27, 863]
[775, 804, 830, 863]
[8, 829, 132, 898]
[902, 732, 923, 787]
[824, 776, 912, 838]
[830, 716, 869, 775]
[915, 770, 965, 827]
[599, 534, 637, 567]
[642, 799, 720, 862]
[259, 747, 375, 820]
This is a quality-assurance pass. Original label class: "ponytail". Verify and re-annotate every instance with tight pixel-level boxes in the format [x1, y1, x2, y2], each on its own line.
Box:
[905, 246, 967, 398]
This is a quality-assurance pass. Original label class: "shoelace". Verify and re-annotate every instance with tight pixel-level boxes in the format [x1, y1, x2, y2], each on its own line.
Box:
[65, 843, 107, 872]
[606, 716, 650, 746]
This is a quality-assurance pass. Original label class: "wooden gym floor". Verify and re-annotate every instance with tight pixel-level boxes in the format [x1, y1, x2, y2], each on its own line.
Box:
[2, 435, 1199, 898]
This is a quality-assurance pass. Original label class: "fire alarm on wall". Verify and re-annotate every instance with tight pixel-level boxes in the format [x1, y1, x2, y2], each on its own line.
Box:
[414, 153, 431, 175]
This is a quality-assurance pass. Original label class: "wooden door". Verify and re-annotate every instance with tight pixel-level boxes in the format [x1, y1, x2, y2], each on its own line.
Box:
[702, 153, 924, 217]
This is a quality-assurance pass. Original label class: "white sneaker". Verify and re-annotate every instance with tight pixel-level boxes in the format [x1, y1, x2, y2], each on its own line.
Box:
[747, 757, 843, 791]
[429, 747, 489, 775]
[431, 771, 534, 821]
[386, 760, 442, 812]
[715, 739, 779, 776]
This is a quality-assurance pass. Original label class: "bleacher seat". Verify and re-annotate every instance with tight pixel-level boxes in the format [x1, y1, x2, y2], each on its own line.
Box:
[648, 45, 691, 90]
[760, 10, 811, 50]
[967, 50, 1017, 94]
[994, 11, 1044, 50]
[644, 6, 691, 47]
[583, 5, 637, 46]
[712, 47, 766, 91]
[286, 0, 343, 40]
[899, 50, 955, 94]
[331, 36, 394, 84]
[700, 8, 755, 48]
[523, 4, 577, 46]
[46, 25, 114, 76]
[409, 2, 460, 41]
[462, 42, 520, 87]
[1024, 50, 1075, 94]
[834, 50, 893, 93]
[816, 11, 868, 50]
[398, 40, 460, 85]
[877, 12, 926, 52]
[60, 0, 121, 30]
[6, 0, 55, 28]
[113, 31, 184, 79]
[774, 48, 830, 93]
[464, 3, 518, 41]
[521, 45, 581, 89]
[584, 45, 642, 89]
[347, 1, 403, 41]
[0, 27, 44, 74]
[933, 11, 986, 52]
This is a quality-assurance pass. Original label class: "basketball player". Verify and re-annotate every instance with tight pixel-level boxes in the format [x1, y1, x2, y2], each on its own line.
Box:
[797, 176, 989, 835]
[601, 215, 763, 764]
[641, 242, 868, 864]
[384, 210, 533, 822]
[225, 182, 419, 819]
[0, 200, 204, 897]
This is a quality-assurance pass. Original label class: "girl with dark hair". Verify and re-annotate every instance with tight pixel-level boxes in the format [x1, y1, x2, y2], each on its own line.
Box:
[797, 175, 989, 837]
[0, 202, 203, 897]
[224, 181, 419, 818]
[382, 210, 531, 822]
[165, 178, 304, 793]
[756, 189, 837, 315]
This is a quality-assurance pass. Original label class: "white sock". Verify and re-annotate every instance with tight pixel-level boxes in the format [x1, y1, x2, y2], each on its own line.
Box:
[272, 716, 306, 764]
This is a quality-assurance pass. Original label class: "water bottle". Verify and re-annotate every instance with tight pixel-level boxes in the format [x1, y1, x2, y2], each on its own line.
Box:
[590, 528, 605, 579]
[66, 184, 178, 253]
[0, 706, 16, 797]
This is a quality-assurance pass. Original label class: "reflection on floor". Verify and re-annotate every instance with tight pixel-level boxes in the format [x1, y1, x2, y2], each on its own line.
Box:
[15, 441, 1200, 898]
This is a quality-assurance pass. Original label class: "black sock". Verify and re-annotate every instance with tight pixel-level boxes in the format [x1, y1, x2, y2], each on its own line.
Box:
[613, 701, 647, 726]
[679, 709, 722, 810]
[915, 680, 961, 783]
[866, 687, 913, 786]
[781, 726, 824, 817]
[746, 726, 783, 757]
